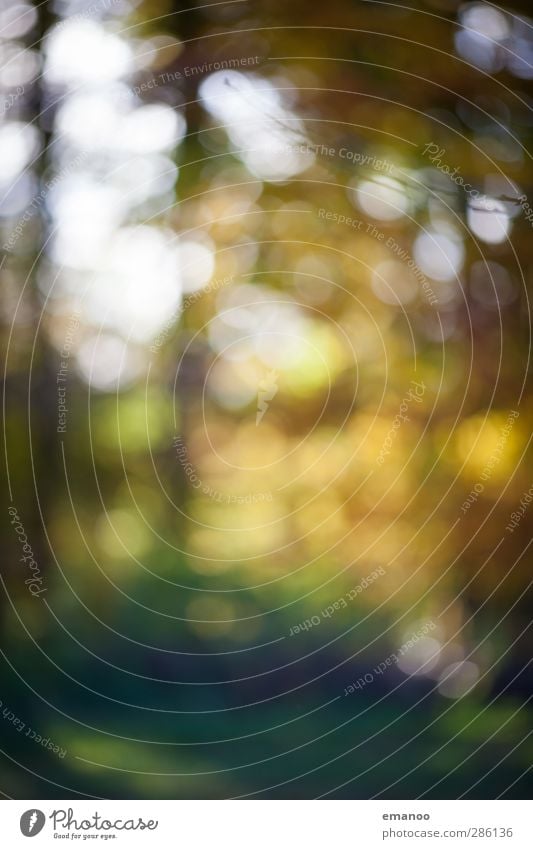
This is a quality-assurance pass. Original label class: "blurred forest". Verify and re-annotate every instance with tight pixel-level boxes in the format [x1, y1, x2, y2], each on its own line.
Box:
[1, 0, 533, 799]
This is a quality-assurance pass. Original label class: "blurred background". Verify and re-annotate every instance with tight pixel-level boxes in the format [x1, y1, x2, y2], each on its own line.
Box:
[1, 0, 533, 799]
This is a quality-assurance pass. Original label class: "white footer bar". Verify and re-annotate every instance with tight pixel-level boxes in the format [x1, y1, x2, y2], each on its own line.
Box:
[1, 800, 529, 848]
